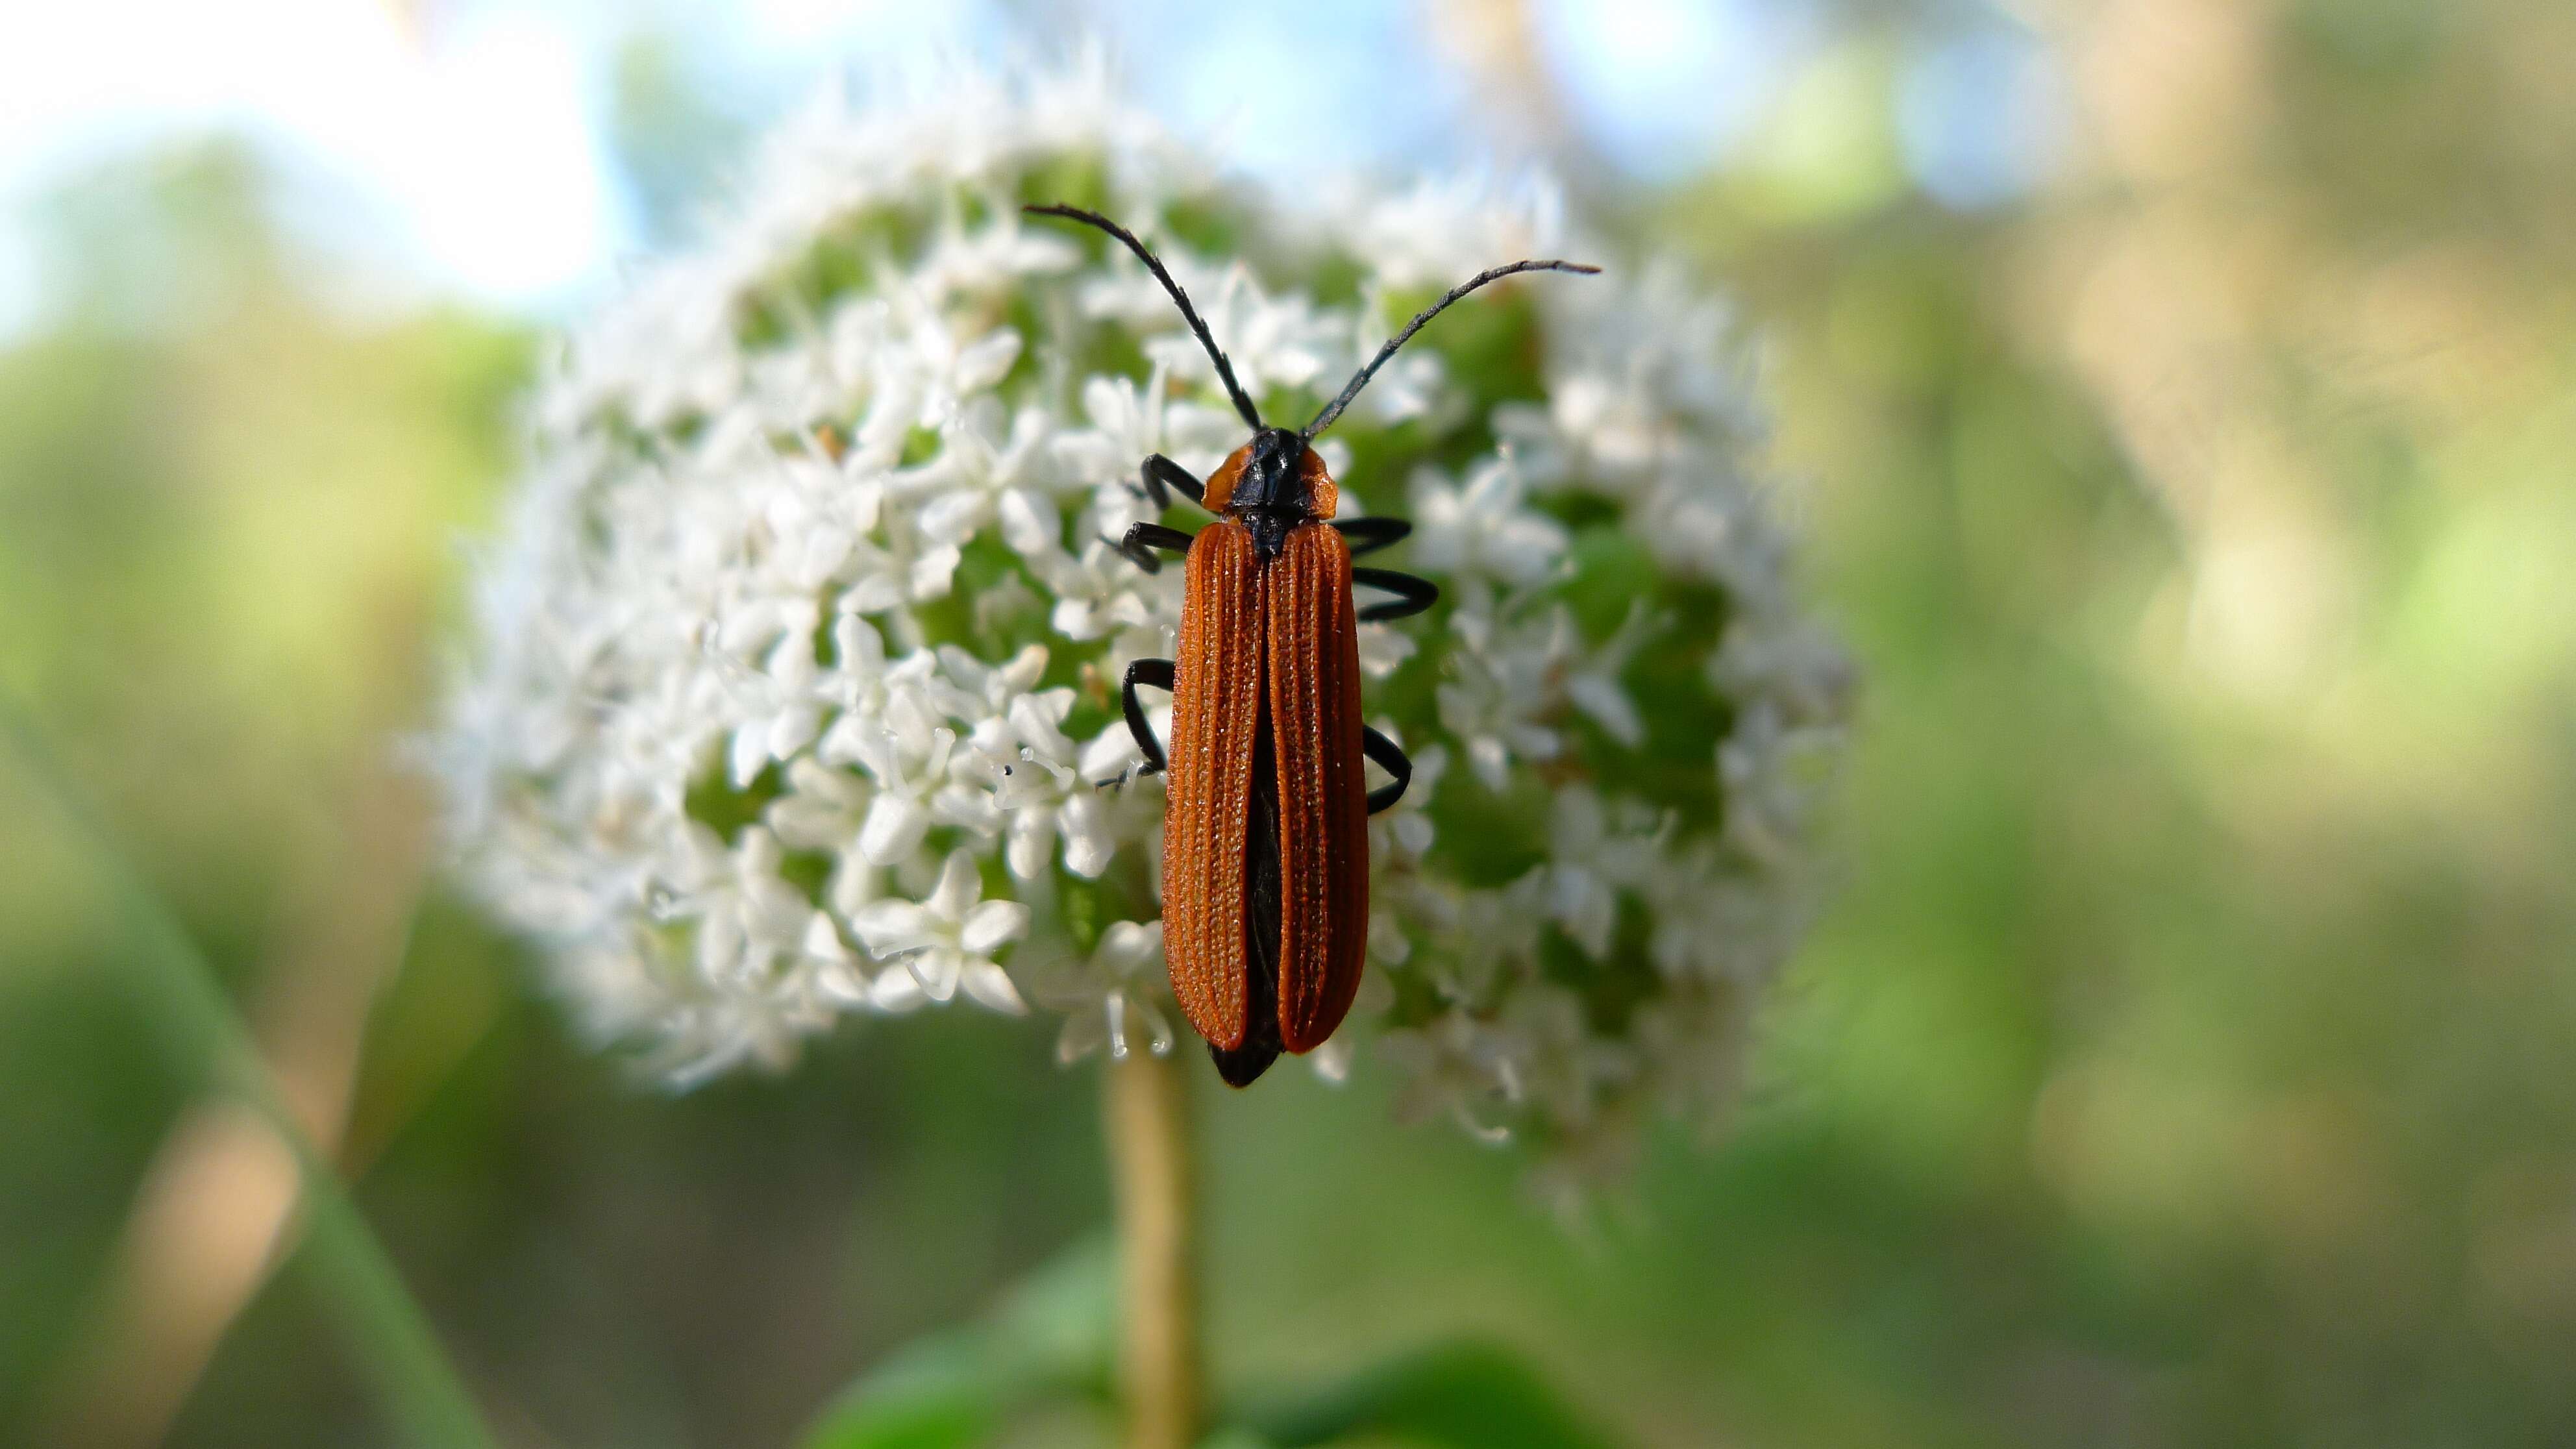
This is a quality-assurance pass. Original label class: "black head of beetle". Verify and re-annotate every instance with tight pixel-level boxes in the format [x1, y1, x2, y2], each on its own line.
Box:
[1213, 426, 1333, 556]
[1233, 427, 1316, 516]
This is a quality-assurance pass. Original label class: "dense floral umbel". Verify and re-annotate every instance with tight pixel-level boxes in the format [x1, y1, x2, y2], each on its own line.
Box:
[434, 62, 1850, 1192]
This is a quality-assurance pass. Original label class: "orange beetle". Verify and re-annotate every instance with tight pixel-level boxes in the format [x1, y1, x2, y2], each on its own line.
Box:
[1028, 204, 1596, 1084]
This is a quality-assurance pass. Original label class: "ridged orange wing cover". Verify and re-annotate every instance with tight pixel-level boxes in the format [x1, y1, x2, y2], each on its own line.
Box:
[1163, 519, 1262, 1049]
[1267, 522, 1368, 1052]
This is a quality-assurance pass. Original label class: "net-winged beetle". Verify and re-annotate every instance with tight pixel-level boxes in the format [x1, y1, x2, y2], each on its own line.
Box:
[1026, 203, 1597, 1084]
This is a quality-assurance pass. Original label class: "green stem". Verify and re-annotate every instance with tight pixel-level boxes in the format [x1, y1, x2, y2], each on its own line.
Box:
[1, 703, 500, 1449]
[1104, 1048, 1202, 1449]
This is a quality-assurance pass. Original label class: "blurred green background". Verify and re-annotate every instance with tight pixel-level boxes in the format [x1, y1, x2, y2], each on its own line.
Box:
[6, 1, 2575, 1445]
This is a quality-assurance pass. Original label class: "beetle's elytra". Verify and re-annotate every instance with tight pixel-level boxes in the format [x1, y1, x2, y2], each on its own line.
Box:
[1027, 204, 1597, 1085]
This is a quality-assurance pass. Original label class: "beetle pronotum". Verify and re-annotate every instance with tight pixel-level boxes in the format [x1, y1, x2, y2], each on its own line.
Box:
[1028, 204, 1598, 1085]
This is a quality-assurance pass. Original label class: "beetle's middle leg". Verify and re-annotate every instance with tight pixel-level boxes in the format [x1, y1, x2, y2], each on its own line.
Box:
[1099, 658, 1176, 788]
[1362, 727, 1413, 814]
[1106, 523, 1195, 575]
[1352, 567, 1440, 622]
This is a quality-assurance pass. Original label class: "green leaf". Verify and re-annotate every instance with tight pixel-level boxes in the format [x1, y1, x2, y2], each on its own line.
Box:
[1241, 1341, 1622, 1449]
[0, 701, 502, 1449]
[799, 1236, 1117, 1449]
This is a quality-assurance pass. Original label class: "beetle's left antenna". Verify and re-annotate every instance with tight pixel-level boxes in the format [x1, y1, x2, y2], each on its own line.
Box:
[1303, 258, 1600, 441]
[1025, 204, 1263, 430]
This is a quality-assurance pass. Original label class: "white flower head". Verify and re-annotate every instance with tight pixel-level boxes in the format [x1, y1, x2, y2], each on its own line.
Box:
[435, 60, 1848, 1189]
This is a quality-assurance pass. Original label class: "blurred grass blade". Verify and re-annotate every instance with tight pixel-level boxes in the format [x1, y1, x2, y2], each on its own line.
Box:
[801, 1235, 1117, 1449]
[1242, 1341, 1620, 1449]
[0, 702, 500, 1449]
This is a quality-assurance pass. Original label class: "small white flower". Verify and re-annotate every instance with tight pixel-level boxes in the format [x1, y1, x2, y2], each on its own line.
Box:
[846, 690, 980, 865]
[984, 691, 1116, 880]
[813, 615, 938, 765]
[1718, 699, 1833, 869]
[928, 643, 1052, 754]
[1561, 603, 1656, 749]
[659, 825, 813, 988]
[1380, 1011, 1524, 1144]
[1503, 985, 1634, 1132]
[834, 511, 963, 614]
[1356, 619, 1418, 680]
[1334, 284, 1451, 428]
[1541, 787, 1663, 959]
[1195, 269, 1346, 395]
[717, 623, 829, 788]
[1411, 459, 1568, 587]
[1711, 613, 1855, 729]
[1053, 360, 1232, 499]
[1032, 920, 1173, 1063]
[1033, 540, 1167, 643]
[1077, 712, 1162, 787]
[1368, 737, 1446, 863]
[765, 756, 872, 854]
[848, 848, 1030, 1012]
[1437, 601, 1569, 791]
[893, 305, 1024, 425]
[898, 400, 1071, 557]
[913, 198, 1084, 302]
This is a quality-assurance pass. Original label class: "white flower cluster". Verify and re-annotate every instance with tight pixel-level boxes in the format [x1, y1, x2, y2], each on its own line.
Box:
[434, 62, 1850, 1188]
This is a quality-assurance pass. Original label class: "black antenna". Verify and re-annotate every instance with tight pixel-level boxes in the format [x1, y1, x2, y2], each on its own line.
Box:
[1303, 258, 1600, 440]
[1024, 204, 1263, 430]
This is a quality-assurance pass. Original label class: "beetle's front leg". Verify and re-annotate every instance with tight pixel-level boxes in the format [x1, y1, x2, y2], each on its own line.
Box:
[1099, 658, 1177, 788]
[1331, 516, 1412, 557]
[1106, 523, 1195, 575]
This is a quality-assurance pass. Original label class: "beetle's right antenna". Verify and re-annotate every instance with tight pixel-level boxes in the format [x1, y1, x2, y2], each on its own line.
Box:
[1304, 258, 1600, 440]
[1025, 204, 1264, 431]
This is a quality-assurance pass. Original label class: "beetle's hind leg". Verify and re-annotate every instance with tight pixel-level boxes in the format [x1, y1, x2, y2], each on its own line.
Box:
[1352, 567, 1439, 622]
[1135, 453, 1206, 511]
[1099, 658, 1176, 788]
[1107, 522, 1195, 575]
[1330, 516, 1411, 557]
[1362, 726, 1413, 814]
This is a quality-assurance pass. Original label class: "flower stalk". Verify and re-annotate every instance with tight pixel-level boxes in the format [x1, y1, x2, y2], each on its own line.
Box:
[1104, 1048, 1200, 1449]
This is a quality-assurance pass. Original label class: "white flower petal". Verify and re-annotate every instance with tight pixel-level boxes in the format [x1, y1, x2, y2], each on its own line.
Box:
[869, 967, 928, 1013]
[998, 489, 1061, 556]
[1098, 919, 1164, 969]
[858, 795, 930, 865]
[848, 900, 936, 957]
[1058, 793, 1115, 878]
[1005, 809, 1054, 881]
[1057, 1008, 1108, 1063]
[910, 947, 964, 1002]
[1079, 725, 1141, 780]
[960, 898, 1031, 954]
[925, 848, 982, 922]
[959, 961, 1029, 1015]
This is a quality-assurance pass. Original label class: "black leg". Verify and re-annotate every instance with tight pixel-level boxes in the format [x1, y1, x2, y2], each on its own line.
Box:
[1362, 726, 1413, 814]
[1352, 567, 1439, 622]
[1138, 454, 1205, 511]
[1331, 516, 1411, 556]
[1108, 522, 1196, 575]
[1102, 658, 1177, 786]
